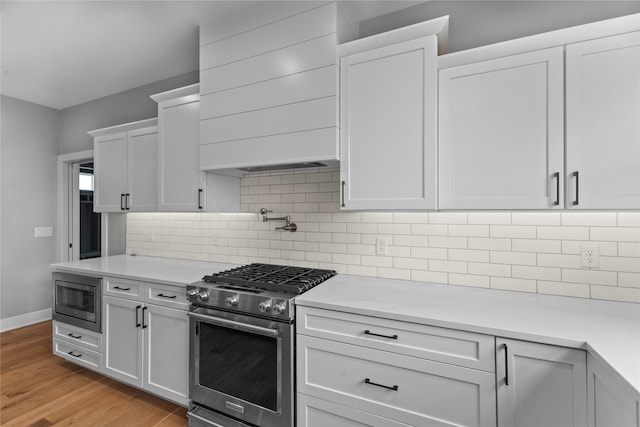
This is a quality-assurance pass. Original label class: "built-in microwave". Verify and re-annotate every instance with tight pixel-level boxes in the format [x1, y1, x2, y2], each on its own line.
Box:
[53, 272, 101, 333]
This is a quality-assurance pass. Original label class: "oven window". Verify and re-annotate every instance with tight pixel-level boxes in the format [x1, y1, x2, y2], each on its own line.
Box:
[199, 322, 278, 411]
[56, 283, 95, 314]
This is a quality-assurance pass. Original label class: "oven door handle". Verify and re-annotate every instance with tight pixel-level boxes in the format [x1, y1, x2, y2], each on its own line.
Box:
[187, 311, 279, 337]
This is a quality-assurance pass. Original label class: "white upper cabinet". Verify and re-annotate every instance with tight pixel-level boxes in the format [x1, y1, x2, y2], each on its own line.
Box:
[565, 31, 640, 209]
[152, 84, 239, 212]
[152, 84, 204, 211]
[438, 47, 564, 209]
[91, 119, 158, 213]
[199, 2, 349, 174]
[339, 18, 448, 210]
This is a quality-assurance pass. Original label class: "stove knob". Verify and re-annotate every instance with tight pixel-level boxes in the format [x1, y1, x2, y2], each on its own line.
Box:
[186, 289, 198, 300]
[272, 302, 287, 316]
[258, 300, 272, 313]
[225, 295, 239, 307]
[196, 290, 209, 302]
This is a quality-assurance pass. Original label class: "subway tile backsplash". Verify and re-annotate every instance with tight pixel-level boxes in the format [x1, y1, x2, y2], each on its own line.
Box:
[127, 169, 640, 303]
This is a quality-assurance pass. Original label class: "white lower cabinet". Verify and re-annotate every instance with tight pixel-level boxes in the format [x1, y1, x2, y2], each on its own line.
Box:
[297, 306, 496, 427]
[52, 321, 103, 372]
[298, 394, 412, 427]
[587, 353, 640, 427]
[103, 283, 188, 406]
[496, 338, 587, 427]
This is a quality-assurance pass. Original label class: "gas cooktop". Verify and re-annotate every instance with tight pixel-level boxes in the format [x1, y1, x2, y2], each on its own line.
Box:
[202, 263, 336, 295]
[187, 264, 337, 320]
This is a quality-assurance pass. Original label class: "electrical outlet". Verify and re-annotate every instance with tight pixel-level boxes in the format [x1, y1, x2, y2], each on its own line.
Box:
[581, 244, 600, 268]
[376, 237, 388, 256]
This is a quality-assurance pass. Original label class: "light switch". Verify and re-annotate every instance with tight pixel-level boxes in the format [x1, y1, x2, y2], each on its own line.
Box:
[34, 226, 53, 238]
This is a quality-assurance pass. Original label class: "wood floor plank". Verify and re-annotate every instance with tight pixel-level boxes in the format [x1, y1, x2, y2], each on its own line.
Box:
[0, 321, 187, 426]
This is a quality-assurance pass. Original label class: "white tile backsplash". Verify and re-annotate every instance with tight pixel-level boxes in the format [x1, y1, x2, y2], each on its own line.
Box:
[127, 170, 640, 303]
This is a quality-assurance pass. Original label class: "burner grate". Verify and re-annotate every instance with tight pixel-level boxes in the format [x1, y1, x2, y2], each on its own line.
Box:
[202, 264, 336, 294]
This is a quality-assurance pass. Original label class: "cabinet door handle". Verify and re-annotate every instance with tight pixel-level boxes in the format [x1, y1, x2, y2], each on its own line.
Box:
[157, 293, 177, 299]
[67, 351, 82, 358]
[341, 181, 346, 208]
[67, 333, 82, 339]
[120, 194, 125, 210]
[364, 378, 398, 391]
[125, 193, 130, 210]
[364, 330, 398, 340]
[114, 286, 131, 291]
[553, 172, 560, 206]
[142, 306, 148, 329]
[573, 171, 579, 206]
[504, 343, 509, 386]
[135, 305, 141, 327]
[198, 189, 203, 210]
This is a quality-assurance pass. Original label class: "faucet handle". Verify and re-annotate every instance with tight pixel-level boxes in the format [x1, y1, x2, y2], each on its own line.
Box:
[259, 208, 273, 215]
[276, 223, 297, 232]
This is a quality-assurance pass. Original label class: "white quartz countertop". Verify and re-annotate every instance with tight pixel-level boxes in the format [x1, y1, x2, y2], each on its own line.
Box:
[51, 255, 640, 394]
[295, 274, 640, 395]
[51, 254, 236, 286]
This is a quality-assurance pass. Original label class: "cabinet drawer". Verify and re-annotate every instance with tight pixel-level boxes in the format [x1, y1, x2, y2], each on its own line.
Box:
[53, 321, 102, 352]
[297, 335, 496, 427]
[104, 277, 144, 299]
[53, 339, 102, 372]
[145, 282, 188, 310]
[297, 306, 494, 372]
[298, 393, 412, 427]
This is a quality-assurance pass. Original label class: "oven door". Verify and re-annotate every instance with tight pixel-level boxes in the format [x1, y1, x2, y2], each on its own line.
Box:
[53, 274, 101, 332]
[188, 306, 294, 427]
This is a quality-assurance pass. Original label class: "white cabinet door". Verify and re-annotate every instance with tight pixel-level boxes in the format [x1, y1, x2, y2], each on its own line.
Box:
[143, 304, 189, 406]
[496, 338, 587, 427]
[340, 35, 437, 210]
[103, 295, 143, 387]
[439, 47, 564, 209]
[157, 91, 204, 212]
[127, 126, 158, 211]
[566, 31, 640, 209]
[587, 353, 640, 427]
[94, 133, 127, 212]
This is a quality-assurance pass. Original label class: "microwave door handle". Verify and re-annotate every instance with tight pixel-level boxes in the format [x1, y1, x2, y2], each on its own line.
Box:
[187, 311, 279, 337]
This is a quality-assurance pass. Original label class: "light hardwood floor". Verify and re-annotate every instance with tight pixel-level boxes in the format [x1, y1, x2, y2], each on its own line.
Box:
[0, 321, 188, 426]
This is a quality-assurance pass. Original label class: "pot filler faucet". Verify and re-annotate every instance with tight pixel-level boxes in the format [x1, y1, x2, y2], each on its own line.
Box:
[260, 208, 297, 232]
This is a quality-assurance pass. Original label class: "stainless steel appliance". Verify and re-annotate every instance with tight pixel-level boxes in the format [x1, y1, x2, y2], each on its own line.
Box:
[53, 272, 101, 332]
[186, 264, 336, 427]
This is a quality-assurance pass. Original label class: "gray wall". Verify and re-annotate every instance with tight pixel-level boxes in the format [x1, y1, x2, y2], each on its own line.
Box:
[1, 96, 60, 320]
[360, 1, 640, 53]
[58, 71, 198, 155]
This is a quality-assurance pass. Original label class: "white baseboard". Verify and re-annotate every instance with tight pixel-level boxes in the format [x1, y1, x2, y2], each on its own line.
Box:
[0, 308, 52, 332]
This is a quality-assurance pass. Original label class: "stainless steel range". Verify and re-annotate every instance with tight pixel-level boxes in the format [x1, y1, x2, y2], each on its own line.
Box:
[186, 264, 336, 427]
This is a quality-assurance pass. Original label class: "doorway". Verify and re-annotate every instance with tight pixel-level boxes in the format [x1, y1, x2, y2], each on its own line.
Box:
[78, 162, 101, 259]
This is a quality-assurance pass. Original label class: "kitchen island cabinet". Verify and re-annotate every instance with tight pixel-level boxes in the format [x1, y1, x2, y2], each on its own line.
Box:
[496, 338, 587, 427]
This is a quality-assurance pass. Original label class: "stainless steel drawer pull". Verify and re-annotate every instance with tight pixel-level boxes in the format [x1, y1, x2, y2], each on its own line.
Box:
[341, 181, 346, 207]
[364, 378, 398, 391]
[67, 333, 82, 339]
[573, 171, 579, 206]
[67, 351, 82, 358]
[114, 286, 131, 291]
[157, 293, 177, 299]
[364, 330, 398, 340]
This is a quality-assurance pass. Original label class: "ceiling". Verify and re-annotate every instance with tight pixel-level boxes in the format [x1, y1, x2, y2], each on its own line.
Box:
[0, 1, 421, 110]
